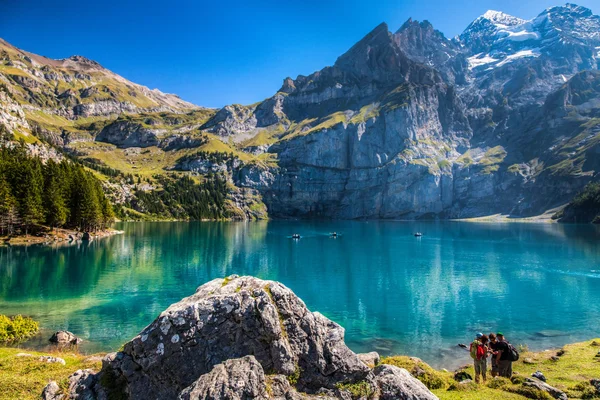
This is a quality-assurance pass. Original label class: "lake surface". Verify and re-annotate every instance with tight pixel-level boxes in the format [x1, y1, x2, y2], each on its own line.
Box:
[1, 221, 600, 368]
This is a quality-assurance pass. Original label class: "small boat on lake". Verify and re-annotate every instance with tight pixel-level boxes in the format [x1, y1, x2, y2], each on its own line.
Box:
[330, 232, 338, 238]
[291, 234, 301, 239]
[414, 232, 423, 237]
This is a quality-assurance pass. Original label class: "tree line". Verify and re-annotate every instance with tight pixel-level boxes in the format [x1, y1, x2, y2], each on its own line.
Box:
[0, 144, 114, 236]
[132, 174, 229, 220]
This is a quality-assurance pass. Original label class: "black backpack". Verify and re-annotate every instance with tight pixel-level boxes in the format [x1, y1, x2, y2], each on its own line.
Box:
[507, 342, 520, 361]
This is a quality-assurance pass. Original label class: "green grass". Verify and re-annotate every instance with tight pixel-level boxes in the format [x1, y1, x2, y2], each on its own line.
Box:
[431, 338, 600, 400]
[0, 347, 102, 400]
[0, 339, 599, 399]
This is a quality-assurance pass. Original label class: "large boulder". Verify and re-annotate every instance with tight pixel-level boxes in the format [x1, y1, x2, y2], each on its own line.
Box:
[371, 364, 439, 400]
[53, 275, 438, 400]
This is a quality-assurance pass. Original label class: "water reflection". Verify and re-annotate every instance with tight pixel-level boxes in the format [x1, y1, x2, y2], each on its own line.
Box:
[0, 221, 599, 368]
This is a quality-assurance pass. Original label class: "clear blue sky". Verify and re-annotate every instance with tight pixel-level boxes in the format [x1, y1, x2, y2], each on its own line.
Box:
[1, 0, 597, 108]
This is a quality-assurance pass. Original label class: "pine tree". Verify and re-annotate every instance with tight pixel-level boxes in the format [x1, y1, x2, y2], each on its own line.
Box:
[0, 176, 17, 236]
[43, 160, 67, 229]
[17, 158, 44, 235]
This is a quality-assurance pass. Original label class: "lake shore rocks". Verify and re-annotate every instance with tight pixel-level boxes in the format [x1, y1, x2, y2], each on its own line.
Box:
[523, 377, 567, 400]
[46, 275, 438, 399]
[49, 330, 82, 346]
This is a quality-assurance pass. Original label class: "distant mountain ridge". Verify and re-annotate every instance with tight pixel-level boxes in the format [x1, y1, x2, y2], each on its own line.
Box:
[1, 3, 599, 220]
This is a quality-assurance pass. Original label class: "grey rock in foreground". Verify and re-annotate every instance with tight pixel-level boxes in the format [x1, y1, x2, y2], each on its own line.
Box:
[178, 356, 267, 400]
[523, 377, 568, 400]
[50, 275, 438, 400]
[358, 352, 381, 367]
[371, 364, 438, 400]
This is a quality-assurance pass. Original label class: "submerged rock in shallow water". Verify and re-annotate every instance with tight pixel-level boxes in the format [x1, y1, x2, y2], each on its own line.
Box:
[49, 330, 82, 346]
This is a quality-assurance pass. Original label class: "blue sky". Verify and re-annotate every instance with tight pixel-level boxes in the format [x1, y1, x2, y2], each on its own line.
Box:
[1, 0, 597, 108]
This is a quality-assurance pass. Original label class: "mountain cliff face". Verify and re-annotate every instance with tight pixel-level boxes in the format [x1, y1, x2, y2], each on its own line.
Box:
[1, 3, 599, 220]
[227, 3, 600, 219]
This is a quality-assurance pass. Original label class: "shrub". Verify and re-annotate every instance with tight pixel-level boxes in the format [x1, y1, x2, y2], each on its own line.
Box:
[504, 385, 553, 400]
[569, 381, 600, 399]
[287, 365, 301, 386]
[487, 376, 511, 389]
[0, 314, 39, 343]
[448, 380, 478, 392]
[336, 381, 374, 399]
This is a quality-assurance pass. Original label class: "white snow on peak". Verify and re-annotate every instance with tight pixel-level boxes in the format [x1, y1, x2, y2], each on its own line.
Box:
[496, 21, 540, 42]
[479, 10, 525, 27]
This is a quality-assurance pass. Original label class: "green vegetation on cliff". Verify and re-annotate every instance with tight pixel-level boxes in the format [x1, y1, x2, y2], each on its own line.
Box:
[122, 174, 230, 220]
[554, 182, 600, 223]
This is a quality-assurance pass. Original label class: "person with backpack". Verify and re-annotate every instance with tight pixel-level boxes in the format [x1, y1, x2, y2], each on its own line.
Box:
[488, 333, 500, 377]
[495, 332, 519, 378]
[470, 333, 489, 383]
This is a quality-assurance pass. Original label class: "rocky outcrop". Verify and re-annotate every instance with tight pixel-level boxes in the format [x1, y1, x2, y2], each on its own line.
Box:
[523, 377, 568, 400]
[178, 356, 268, 400]
[371, 364, 438, 400]
[50, 275, 438, 400]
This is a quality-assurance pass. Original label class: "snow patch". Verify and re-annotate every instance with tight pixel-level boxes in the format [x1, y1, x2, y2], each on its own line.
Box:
[561, 74, 567, 82]
[468, 53, 499, 69]
[496, 48, 541, 67]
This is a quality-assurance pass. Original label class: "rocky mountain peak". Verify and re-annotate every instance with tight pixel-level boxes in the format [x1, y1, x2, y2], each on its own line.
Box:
[63, 55, 104, 70]
[394, 18, 466, 84]
[334, 22, 395, 72]
[479, 10, 525, 27]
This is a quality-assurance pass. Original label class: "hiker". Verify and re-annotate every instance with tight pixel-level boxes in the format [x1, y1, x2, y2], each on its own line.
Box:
[495, 332, 517, 378]
[470, 333, 489, 383]
[488, 333, 500, 377]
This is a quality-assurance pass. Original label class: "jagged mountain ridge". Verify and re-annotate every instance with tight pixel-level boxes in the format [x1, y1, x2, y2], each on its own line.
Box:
[1, 3, 599, 220]
[207, 3, 600, 219]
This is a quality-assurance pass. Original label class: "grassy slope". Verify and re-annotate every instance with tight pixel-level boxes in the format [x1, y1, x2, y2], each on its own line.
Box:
[1, 339, 598, 399]
[384, 338, 600, 400]
[0, 347, 102, 400]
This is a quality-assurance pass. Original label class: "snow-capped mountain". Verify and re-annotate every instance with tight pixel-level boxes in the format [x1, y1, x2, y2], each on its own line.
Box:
[461, 3, 600, 74]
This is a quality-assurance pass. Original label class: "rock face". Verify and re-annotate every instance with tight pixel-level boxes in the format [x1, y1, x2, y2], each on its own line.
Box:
[221, 4, 600, 220]
[53, 275, 438, 400]
[178, 356, 268, 400]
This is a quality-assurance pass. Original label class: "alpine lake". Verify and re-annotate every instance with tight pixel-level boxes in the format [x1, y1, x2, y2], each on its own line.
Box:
[1, 221, 599, 369]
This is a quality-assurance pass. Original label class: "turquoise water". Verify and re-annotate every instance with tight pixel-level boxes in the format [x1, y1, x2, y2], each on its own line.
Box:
[1, 221, 599, 368]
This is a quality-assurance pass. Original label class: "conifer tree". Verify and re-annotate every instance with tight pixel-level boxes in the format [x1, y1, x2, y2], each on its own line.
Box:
[43, 160, 68, 230]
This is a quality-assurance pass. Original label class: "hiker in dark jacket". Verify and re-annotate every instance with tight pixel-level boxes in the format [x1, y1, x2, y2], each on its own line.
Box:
[488, 333, 500, 377]
[495, 332, 513, 378]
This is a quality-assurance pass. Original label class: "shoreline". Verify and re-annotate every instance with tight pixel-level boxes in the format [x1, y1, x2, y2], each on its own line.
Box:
[2, 337, 598, 399]
[1, 227, 123, 247]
